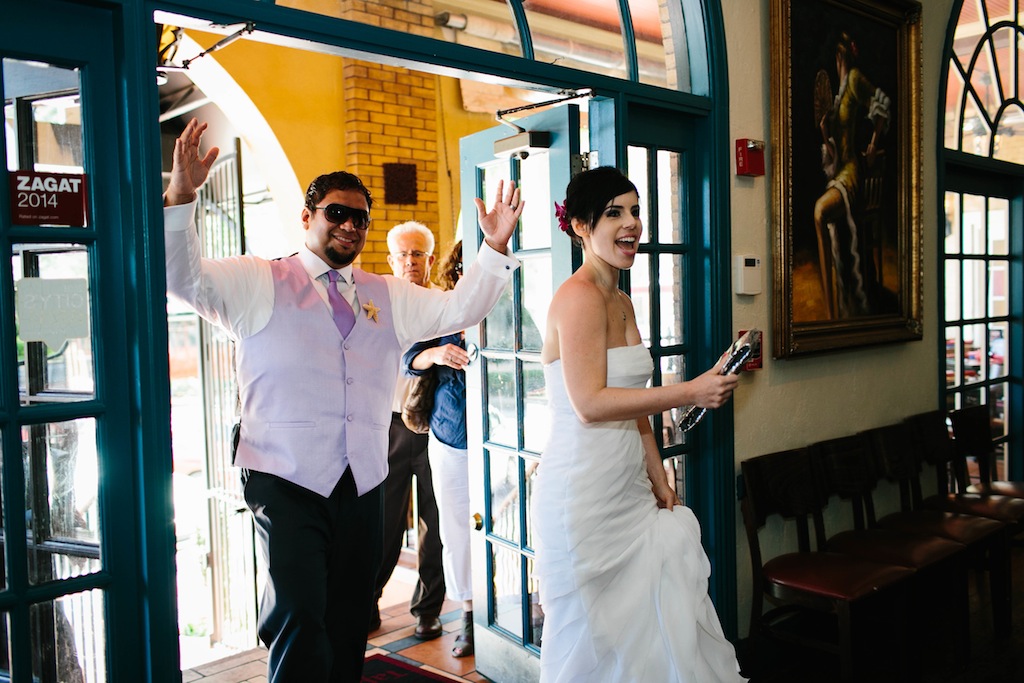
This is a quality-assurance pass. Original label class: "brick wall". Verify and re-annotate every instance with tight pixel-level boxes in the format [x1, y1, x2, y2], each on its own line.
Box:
[339, 1, 439, 275]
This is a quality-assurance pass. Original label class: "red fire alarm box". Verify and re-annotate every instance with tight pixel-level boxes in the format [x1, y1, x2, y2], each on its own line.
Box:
[739, 329, 763, 371]
[735, 139, 765, 177]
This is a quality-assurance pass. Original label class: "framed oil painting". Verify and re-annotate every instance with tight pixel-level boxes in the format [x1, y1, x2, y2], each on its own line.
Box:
[770, 0, 922, 358]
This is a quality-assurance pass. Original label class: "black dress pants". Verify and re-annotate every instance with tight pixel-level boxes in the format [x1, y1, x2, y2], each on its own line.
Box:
[373, 413, 445, 617]
[243, 467, 383, 683]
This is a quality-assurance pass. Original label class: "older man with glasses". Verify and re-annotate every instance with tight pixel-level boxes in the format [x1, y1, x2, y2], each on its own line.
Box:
[368, 222, 446, 641]
[162, 118, 523, 682]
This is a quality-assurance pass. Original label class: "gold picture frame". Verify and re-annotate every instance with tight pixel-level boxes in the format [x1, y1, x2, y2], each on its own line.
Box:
[770, 0, 922, 358]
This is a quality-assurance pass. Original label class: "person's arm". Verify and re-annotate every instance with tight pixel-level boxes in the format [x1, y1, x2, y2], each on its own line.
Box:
[164, 118, 219, 207]
[163, 118, 272, 338]
[475, 178, 524, 255]
[639, 418, 677, 509]
[392, 181, 523, 346]
[405, 333, 469, 375]
[554, 279, 738, 424]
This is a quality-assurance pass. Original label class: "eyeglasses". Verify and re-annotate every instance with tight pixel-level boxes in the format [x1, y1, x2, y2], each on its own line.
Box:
[393, 250, 431, 260]
[314, 203, 371, 230]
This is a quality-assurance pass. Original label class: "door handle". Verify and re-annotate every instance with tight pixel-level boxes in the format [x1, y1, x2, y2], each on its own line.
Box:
[472, 513, 483, 531]
[465, 342, 480, 365]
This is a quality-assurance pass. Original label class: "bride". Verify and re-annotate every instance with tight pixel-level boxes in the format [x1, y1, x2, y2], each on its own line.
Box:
[533, 166, 746, 682]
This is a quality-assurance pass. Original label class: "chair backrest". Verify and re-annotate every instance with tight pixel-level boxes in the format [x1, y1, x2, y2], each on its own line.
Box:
[740, 447, 829, 554]
[949, 405, 996, 485]
[904, 410, 968, 496]
[863, 422, 923, 512]
[810, 434, 880, 530]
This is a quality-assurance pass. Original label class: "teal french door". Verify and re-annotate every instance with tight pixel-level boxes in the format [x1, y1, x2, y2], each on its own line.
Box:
[1, 1, 177, 680]
[460, 104, 579, 682]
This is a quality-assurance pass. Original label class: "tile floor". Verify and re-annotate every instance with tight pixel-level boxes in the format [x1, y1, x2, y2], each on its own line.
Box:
[181, 559, 487, 682]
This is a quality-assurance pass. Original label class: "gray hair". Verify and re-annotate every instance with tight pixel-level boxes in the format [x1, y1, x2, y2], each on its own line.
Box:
[386, 221, 435, 255]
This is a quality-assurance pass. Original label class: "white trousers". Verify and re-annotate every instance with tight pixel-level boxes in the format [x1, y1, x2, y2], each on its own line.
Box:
[427, 433, 473, 601]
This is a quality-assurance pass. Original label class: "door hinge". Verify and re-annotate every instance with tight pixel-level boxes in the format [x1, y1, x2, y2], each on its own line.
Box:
[571, 153, 591, 176]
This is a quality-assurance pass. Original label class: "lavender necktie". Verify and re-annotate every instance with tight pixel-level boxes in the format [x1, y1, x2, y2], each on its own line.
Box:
[326, 269, 356, 337]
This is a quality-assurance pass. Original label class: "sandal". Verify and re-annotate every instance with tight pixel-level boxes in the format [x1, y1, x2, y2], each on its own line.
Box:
[452, 611, 474, 658]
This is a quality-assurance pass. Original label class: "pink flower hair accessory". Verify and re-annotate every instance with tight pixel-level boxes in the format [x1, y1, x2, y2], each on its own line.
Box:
[554, 201, 571, 234]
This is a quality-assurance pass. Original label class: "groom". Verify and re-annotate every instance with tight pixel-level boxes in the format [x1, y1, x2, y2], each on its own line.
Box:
[162, 118, 524, 682]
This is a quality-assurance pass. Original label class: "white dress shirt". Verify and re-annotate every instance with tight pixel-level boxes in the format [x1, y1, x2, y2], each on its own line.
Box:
[163, 200, 517, 347]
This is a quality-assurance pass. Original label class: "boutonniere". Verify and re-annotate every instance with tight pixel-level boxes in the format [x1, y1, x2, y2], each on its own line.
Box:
[362, 299, 381, 323]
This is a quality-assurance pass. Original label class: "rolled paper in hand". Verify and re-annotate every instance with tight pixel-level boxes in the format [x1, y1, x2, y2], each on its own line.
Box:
[676, 329, 760, 433]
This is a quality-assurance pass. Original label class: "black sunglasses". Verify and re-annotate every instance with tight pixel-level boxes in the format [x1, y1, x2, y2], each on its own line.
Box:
[314, 203, 371, 230]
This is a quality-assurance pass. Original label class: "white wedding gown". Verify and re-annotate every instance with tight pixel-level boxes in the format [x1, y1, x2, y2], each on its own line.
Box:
[532, 344, 745, 683]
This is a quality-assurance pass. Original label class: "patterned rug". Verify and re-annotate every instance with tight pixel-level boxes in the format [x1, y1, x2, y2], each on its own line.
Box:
[361, 653, 456, 682]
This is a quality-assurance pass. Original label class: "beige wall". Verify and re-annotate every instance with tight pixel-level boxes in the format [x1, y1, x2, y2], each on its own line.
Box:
[724, 0, 954, 636]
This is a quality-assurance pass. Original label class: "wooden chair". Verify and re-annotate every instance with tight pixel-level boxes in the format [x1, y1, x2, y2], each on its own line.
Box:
[908, 410, 1024, 533]
[870, 416, 1013, 638]
[810, 433, 970, 668]
[740, 447, 915, 681]
[949, 404, 1024, 500]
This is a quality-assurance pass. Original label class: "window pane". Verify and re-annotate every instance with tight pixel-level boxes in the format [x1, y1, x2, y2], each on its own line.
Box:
[962, 194, 986, 254]
[944, 192, 960, 255]
[23, 419, 101, 584]
[631, 253, 651, 345]
[989, 382, 1008, 437]
[522, 0, 628, 81]
[994, 104, 1024, 162]
[491, 544, 523, 637]
[946, 327, 960, 389]
[988, 197, 1009, 255]
[944, 259, 961, 322]
[963, 323, 986, 385]
[660, 354, 685, 448]
[658, 254, 684, 347]
[656, 150, 683, 244]
[627, 146, 652, 244]
[524, 457, 540, 550]
[488, 449, 519, 544]
[433, 0, 524, 57]
[3, 59, 82, 172]
[484, 281, 515, 350]
[29, 590, 106, 682]
[522, 360, 548, 454]
[519, 153, 552, 251]
[962, 91, 992, 156]
[520, 256, 550, 352]
[989, 260, 1008, 317]
[944, 63, 965, 150]
[962, 259, 987, 319]
[14, 245, 95, 403]
[526, 556, 543, 647]
[3, 59, 87, 230]
[629, 0, 689, 90]
[988, 323, 1007, 380]
[485, 357, 516, 447]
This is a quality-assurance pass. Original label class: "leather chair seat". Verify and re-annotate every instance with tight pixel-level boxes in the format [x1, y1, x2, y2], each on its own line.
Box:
[763, 552, 914, 602]
[826, 528, 964, 569]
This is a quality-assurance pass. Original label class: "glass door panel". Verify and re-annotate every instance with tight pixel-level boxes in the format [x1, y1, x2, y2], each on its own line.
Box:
[460, 104, 578, 681]
[13, 245, 95, 403]
[2, 2, 157, 678]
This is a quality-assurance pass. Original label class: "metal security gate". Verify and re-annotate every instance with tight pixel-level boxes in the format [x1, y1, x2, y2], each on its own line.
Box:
[194, 142, 257, 650]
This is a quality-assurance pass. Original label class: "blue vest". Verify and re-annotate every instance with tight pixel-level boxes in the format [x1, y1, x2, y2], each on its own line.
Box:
[233, 256, 400, 496]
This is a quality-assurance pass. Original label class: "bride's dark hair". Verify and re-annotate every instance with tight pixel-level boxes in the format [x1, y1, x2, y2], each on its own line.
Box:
[559, 166, 638, 245]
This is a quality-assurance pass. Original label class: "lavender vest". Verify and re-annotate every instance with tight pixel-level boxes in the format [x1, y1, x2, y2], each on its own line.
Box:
[233, 256, 400, 497]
